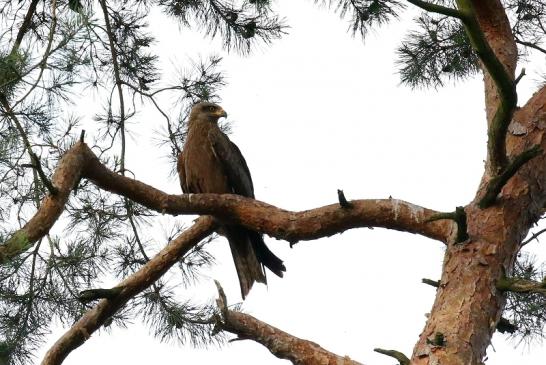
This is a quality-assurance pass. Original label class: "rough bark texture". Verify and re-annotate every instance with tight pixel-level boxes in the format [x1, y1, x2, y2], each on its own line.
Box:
[0, 142, 452, 265]
[41, 216, 216, 365]
[220, 309, 363, 365]
[410, 2, 546, 364]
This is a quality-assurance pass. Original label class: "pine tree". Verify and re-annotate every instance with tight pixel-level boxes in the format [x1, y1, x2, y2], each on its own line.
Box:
[1, 1, 546, 365]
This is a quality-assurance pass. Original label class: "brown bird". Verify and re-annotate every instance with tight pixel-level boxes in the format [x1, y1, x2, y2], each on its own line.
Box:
[177, 101, 285, 298]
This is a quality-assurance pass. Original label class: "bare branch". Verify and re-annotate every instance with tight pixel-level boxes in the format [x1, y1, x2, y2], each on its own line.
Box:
[0, 95, 58, 195]
[41, 216, 216, 365]
[214, 282, 363, 365]
[406, 0, 463, 19]
[98, 0, 127, 174]
[515, 38, 546, 55]
[522, 228, 546, 246]
[1, 142, 452, 264]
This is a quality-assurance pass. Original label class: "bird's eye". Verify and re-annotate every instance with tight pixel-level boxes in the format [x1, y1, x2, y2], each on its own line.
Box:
[207, 106, 215, 112]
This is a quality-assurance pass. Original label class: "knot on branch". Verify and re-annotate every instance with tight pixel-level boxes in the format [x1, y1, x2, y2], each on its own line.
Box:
[78, 286, 124, 303]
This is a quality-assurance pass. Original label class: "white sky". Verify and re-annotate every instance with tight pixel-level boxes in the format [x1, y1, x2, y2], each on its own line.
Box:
[37, 1, 546, 364]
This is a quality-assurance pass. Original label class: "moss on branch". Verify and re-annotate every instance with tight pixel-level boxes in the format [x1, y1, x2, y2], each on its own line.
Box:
[497, 275, 546, 296]
[374, 348, 410, 365]
[426, 206, 468, 243]
[454, 0, 517, 173]
[479, 146, 542, 208]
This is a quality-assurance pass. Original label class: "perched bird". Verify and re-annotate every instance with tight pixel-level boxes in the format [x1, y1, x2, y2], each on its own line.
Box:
[177, 101, 285, 298]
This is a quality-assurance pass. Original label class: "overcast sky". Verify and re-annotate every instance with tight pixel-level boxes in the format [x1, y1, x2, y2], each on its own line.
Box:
[38, 1, 546, 364]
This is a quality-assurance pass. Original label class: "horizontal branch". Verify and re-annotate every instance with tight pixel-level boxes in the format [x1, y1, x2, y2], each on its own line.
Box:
[214, 282, 363, 365]
[0, 142, 453, 263]
[82, 146, 451, 243]
[0, 142, 451, 263]
[41, 216, 216, 365]
[515, 38, 546, 56]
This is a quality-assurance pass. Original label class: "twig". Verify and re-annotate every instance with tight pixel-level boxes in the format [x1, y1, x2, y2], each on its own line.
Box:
[0, 95, 58, 195]
[337, 189, 353, 208]
[522, 227, 546, 246]
[515, 68, 526, 85]
[98, 0, 126, 174]
[515, 39, 546, 56]
[422, 278, 440, 288]
[406, 0, 464, 19]
[373, 348, 410, 365]
[12, 0, 58, 109]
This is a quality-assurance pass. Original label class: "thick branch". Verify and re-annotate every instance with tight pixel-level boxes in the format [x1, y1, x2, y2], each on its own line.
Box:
[1, 142, 451, 263]
[83, 148, 451, 243]
[41, 216, 216, 365]
[214, 282, 363, 365]
[455, 0, 517, 173]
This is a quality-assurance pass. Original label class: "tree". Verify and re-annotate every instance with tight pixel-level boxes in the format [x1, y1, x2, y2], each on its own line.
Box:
[1, 0, 546, 364]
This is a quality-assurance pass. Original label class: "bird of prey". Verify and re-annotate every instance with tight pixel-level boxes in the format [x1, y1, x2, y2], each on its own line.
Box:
[177, 101, 285, 298]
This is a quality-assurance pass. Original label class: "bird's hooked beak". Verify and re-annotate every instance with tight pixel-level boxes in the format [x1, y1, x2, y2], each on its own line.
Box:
[216, 108, 227, 119]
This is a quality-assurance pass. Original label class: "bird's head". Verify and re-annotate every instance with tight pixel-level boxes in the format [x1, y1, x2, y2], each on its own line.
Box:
[189, 101, 227, 124]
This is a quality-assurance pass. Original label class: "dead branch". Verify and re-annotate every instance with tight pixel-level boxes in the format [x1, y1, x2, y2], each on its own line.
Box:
[214, 281, 363, 365]
[41, 216, 216, 365]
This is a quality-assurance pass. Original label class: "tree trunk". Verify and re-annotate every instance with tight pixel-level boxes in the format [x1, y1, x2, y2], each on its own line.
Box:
[411, 2, 546, 363]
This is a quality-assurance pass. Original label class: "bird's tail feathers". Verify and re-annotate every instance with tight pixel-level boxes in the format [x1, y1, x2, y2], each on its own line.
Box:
[247, 230, 286, 278]
[225, 228, 266, 299]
